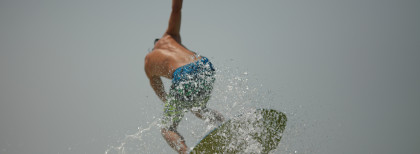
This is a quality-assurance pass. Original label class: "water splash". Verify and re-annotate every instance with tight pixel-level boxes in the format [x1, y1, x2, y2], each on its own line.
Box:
[105, 119, 159, 154]
[105, 59, 301, 153]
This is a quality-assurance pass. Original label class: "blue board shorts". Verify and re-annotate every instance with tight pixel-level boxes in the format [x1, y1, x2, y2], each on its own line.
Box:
[162, 57, 216, 130]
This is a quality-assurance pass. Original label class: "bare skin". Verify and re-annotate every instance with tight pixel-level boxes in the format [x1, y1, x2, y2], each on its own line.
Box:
[144, 0, 224, 153]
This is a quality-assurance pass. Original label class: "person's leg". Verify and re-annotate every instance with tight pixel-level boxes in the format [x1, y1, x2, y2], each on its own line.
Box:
[191, 106, 225, 125]
[161, 124, 188, 154]
[190, 67, 224, 125]
[162, 94, 188, 153]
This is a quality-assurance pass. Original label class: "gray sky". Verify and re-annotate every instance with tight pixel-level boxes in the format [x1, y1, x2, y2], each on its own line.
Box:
[1, 0, 419, 153]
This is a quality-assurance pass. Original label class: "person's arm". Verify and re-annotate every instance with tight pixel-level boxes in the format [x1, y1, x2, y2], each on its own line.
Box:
[145, 56, 167, 103]
[149, 76, 167, 103]
[165, 0, 183, 42]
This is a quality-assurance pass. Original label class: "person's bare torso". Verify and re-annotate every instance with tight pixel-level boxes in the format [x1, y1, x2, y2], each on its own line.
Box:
[144, 35, 201, 79]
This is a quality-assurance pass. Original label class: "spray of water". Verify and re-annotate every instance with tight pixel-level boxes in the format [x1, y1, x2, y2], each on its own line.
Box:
[105, 119, 160, 154]
[105, 59, 302, 153]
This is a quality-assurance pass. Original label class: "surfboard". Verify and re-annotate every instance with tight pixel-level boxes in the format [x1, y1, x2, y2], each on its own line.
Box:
[190, 109, 287, 153]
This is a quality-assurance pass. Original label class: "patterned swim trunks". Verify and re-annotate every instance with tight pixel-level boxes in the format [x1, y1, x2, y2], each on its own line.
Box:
[162, 56, 216, 129]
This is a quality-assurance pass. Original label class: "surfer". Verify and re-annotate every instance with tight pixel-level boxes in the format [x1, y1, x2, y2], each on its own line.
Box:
[144, 0, 225, 153]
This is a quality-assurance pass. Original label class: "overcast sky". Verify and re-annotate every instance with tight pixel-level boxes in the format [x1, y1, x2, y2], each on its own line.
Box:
[0, 0, 419, 153]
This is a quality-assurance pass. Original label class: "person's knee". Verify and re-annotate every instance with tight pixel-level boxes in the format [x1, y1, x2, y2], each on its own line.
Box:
[161, 124, 177, 134]
[161, 128, 169, 135]
[190, 106, 201, 113]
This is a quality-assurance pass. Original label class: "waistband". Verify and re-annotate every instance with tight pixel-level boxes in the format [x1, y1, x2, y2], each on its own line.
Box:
[172, 57, 215, 84]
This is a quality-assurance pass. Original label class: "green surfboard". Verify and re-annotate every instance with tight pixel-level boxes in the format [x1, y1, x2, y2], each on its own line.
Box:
[190, 109, 287, 153]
